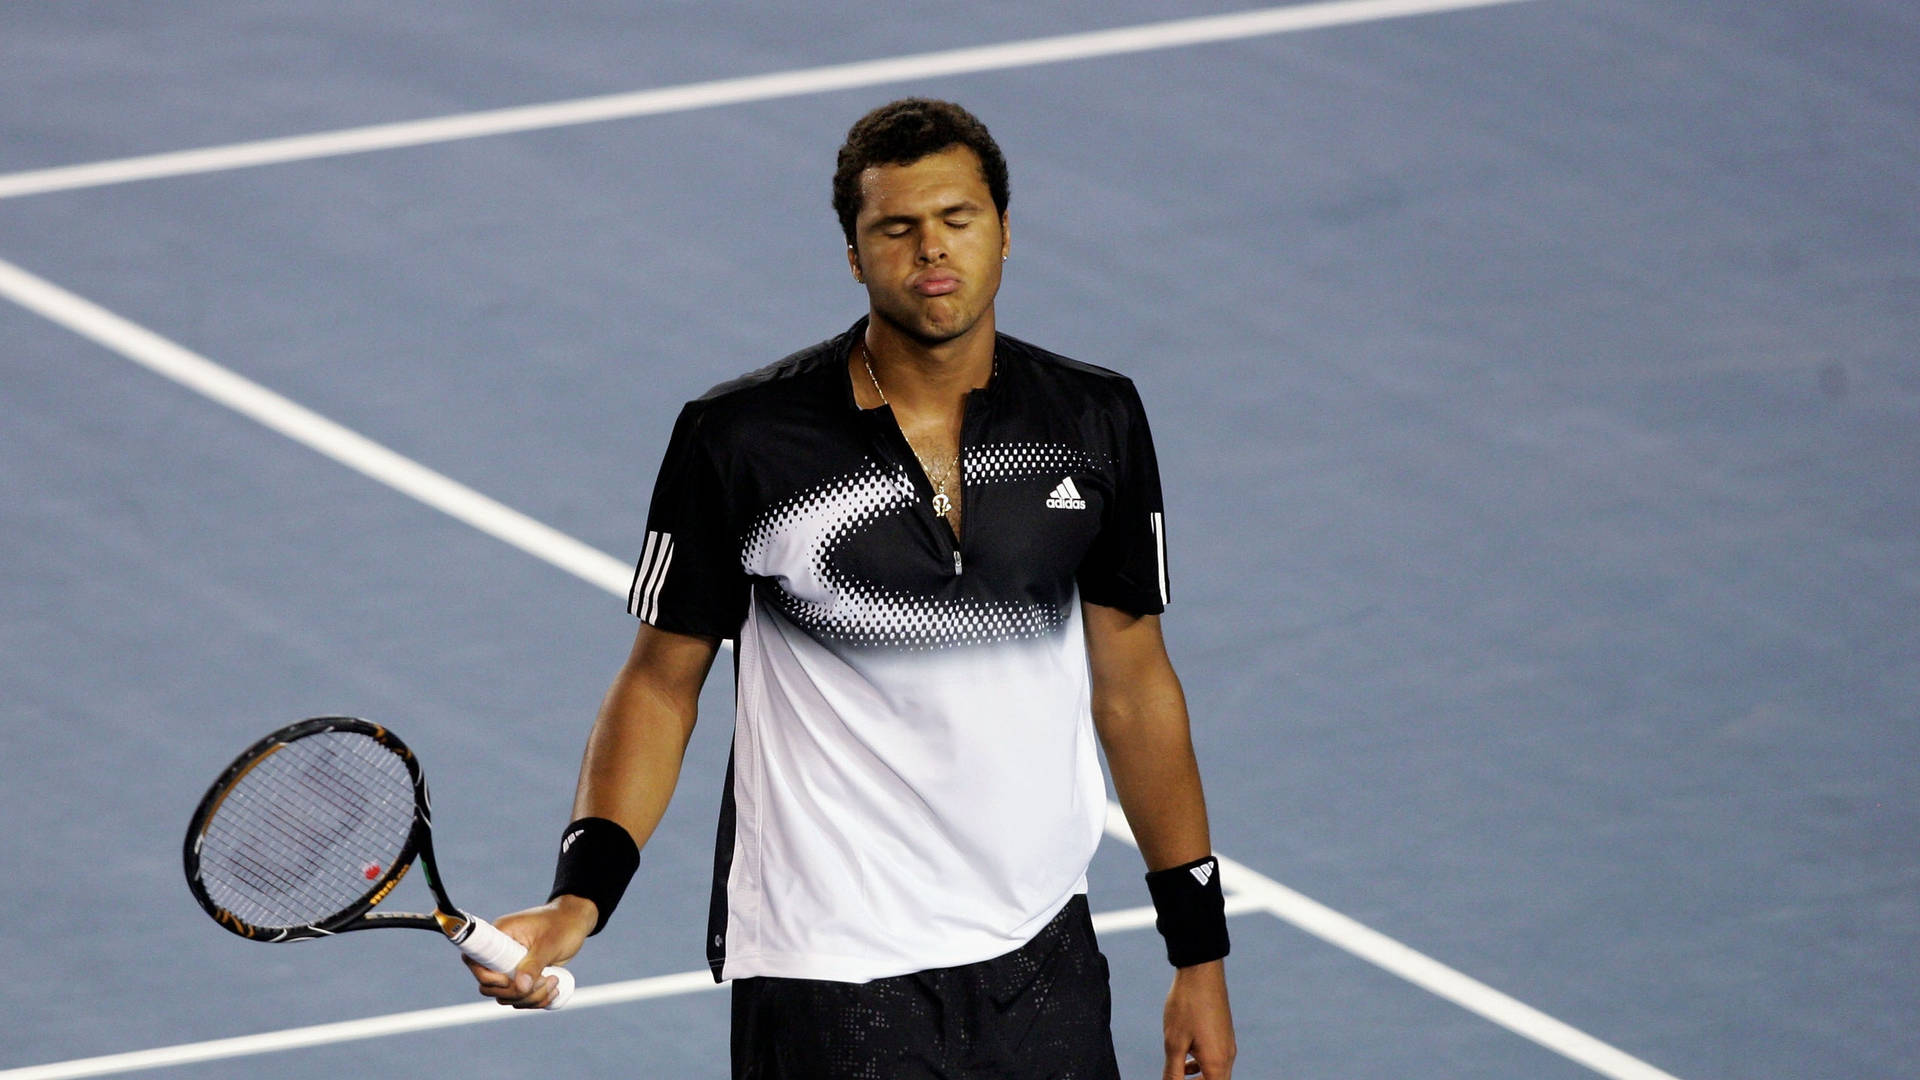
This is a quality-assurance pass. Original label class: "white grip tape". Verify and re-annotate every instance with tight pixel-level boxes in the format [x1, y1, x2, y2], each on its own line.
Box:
[458, 914, 576, 1010]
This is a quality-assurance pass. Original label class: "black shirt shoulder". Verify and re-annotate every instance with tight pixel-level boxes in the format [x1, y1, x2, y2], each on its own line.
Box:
[995, 333, 1130, 384]
[992, 333, 1150, 445]
[692, 330, 851, 410]
[669, 327, 857, 464]
[997, 333, 1145, 412]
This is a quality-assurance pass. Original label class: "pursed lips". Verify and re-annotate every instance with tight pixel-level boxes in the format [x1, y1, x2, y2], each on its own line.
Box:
[911, 270, 961, 297]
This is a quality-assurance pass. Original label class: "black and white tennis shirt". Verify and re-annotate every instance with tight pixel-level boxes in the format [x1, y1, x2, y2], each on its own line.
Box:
[628, 318, 1169, 984]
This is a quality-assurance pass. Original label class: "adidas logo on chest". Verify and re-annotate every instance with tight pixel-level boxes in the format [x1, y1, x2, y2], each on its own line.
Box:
[1045, 477, 1088, 510]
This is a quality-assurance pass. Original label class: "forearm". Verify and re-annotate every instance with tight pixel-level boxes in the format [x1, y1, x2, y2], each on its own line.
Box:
[1083, 605, 1235, 1073]
[1096, 665, 1212, 871]
[468, 628, 714, 1007]
[571, 625, 718, 851]
[573, 666, 701, 850]
[1083, 604, 1213, 871]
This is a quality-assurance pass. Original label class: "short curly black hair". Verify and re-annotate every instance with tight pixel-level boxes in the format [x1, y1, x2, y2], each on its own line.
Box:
[832, 98, 1009, 247]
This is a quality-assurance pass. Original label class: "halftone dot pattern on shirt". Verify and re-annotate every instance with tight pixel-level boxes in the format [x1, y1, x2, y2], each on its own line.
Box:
[963, 441, 1105, 485]
[739, 446, 1102, 650]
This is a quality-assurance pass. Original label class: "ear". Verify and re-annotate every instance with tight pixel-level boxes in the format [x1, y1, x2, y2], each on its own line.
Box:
[999, 212, 1011, 260]
[846, 244, 864, 284]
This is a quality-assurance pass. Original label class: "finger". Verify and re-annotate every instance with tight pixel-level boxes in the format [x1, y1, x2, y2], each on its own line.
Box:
[476, 976, 528, 1001]
[509, 954, 556, 1004]
[478, 970, 552, 1008]
[465, 960, 513, 987]
[506, 973, 558, 1010]
[1194, 1050, 1234, 1079]
[513, 954, 550, 984]
[475, 967, 543, 999]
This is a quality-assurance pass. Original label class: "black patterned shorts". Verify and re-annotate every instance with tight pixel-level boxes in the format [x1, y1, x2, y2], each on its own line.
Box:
[730, 895, 1121, 1080]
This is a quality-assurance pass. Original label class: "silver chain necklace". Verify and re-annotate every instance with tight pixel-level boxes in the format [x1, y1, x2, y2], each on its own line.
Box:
[861, 343, 956, 518]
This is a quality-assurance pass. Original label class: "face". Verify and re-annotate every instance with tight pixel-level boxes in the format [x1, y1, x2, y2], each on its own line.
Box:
[847, 145, 1010, 348]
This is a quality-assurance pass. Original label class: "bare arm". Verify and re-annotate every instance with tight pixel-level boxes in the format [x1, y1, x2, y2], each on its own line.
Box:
[1084, 601, 1236, 1080]
[1085, 603, 1209, 868]
[572, 622, 722, 847]
[470, 622, 720, 1007]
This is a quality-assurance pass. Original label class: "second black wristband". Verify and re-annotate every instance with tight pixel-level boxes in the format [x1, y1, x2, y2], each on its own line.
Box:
[1144, 854, 1231, 968]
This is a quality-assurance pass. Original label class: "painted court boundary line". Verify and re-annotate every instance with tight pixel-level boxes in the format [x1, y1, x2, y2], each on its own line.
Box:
[0, 254, 1683, 1080]
[0, 0, 1535, 201]
[0, 900, 1272, 1080]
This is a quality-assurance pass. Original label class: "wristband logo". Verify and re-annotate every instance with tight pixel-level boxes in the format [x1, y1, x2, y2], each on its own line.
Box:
[1189, 861, 1215, 887]
[562, 828, 585, 853]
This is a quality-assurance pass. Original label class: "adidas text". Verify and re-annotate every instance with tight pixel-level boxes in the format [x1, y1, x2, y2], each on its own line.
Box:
[1046, 477, 1087, 510]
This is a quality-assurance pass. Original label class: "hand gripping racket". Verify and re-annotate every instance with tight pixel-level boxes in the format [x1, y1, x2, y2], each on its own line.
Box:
[183, 716, 574, 1008]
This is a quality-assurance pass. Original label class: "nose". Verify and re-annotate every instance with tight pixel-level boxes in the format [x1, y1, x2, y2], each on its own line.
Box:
[917, 230, 948, 265]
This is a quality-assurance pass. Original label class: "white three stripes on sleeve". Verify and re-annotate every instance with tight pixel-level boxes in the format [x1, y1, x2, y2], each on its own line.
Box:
[1150, 512, 1168, 606]
[628, 530, 675, 622]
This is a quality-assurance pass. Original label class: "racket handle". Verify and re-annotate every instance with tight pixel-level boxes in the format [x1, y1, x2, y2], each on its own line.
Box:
[456, 914, 577, 1010]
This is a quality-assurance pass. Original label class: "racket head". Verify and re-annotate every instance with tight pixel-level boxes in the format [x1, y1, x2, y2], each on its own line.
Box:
[183, 717, 432, 942]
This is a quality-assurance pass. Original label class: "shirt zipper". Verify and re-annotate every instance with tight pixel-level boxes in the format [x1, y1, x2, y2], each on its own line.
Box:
[871, 377, 991, 579]
[871, 410, 961, 576]
[953, 384, 993, 577]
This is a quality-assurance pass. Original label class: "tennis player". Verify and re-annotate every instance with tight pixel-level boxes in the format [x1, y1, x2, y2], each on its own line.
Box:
[470, 98, 1236, 1080]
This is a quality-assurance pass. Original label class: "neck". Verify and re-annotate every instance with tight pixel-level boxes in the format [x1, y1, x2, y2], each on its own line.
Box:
[857, 310, 996, 414]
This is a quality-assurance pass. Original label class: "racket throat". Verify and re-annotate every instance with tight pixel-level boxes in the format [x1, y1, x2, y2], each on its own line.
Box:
[433, 909, 473, 942]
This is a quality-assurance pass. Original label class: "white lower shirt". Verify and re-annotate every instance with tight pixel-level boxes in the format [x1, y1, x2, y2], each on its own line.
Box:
[714, 595, 1107, 982]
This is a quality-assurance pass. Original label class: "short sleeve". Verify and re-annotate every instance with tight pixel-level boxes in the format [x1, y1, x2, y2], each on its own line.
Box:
[1076, 380, 1170, 615]
[627, 402, 750, 638]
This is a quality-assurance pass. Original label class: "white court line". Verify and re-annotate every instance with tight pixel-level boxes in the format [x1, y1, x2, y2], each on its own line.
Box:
[0, 255, 1685, 1080]
[0, 258, 632, 597]
[0, 971, 720, 1080]
[2, 902, 1271, 1079]
[0, 0, 1535, 201]
[1103, 814, 1687, 1080]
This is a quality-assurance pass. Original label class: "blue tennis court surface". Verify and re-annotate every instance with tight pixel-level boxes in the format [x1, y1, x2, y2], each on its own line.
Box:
[3, 2, 1916, 1077]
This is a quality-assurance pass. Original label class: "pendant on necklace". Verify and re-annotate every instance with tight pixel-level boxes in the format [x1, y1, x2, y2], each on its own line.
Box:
[932, 492, 953, 516]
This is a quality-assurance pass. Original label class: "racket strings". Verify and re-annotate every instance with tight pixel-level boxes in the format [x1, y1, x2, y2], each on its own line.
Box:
[204, 736, 413, 924]
[197, 731, 416, 929]
[203, 743, 400, 920]
[222, 795, 363, 899]
[222, 756, 379, 891]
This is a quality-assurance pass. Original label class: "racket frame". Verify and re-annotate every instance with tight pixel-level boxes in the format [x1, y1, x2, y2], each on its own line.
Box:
[183, 716, 474, 944]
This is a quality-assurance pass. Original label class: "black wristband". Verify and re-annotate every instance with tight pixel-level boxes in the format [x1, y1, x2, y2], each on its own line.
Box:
[547, 817, 640, 936]
[1144, 855, 1231, 967]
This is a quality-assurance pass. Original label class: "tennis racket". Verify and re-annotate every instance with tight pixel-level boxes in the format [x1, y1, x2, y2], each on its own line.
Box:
[183, 716, 575, 1009]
